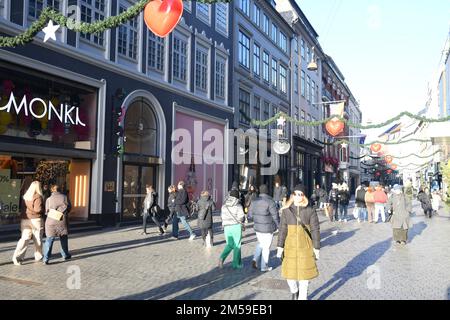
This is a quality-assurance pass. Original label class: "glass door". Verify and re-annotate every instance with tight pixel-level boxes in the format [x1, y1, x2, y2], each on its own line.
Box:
[122, 164, 156, 220]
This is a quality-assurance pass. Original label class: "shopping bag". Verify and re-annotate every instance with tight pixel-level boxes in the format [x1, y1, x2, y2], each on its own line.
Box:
[352, 207, 359, 219]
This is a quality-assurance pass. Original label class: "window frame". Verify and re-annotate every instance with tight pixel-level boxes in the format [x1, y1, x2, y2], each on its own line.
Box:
[238, 30, 250, 70]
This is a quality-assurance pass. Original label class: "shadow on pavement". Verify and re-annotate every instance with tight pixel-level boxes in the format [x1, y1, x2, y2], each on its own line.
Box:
[115, 255, 265, 300]
[309, 238, 392, 300]
[321, 230, 358, 248]
[407, 221, 427, 244]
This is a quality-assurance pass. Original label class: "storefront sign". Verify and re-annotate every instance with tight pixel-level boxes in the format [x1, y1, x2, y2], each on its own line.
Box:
[104, 181, 115, 192]
[0, 169, 21, 215]
[0, 92, 86, 126]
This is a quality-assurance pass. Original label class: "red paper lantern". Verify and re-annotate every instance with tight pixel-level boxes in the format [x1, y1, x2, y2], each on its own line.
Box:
[385, 155, 393, 164]
[144, 0, 183, 38]
[325, 118, 345, 137]
[391, 164, 398, 170]
[371, 143, 382, 153]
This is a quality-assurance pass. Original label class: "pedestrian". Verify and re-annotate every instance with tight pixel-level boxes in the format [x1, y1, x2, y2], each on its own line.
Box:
[219, 190, 245, 269]
[197, 191, 216, 248]
[386, 184, 412, 245]
[318, 185, 328, 210]
[431, 190, 441, 214]
[328, 183, 339, 222]
[373, 185, 388, 223]
[273, 182, 283, 209]
[277, 185, 320, 300]
[142, 185, 164, 235]
[248, 184, 280, 272]
[244, 185, 258, 223]
[365, 186, 375, 223]
[42, 183, 72, 264]
[418, 188, 433, 219]
[173, 181, 196, 240]
[12, 181, 44, 265]
[337, 183, 350, 222]
[355, 183, 367, 223]
[164, 185, 177, 230]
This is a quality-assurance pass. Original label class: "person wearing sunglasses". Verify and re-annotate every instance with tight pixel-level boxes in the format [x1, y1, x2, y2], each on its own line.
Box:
[277, 185, 320, 300]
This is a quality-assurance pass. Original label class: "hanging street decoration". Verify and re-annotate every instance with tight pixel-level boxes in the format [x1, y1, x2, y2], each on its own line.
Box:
[42, 20, 60, 43]
[390, 164, 398, 170]
[370, 143, 382, 153]
[385, 155, 393, 164]
[144, 0, 183, 37]
[325, 102, 345, 137]
[0, 0, 232, 48]
[386, 169, 393, 174]
[273, 116, 291, 155]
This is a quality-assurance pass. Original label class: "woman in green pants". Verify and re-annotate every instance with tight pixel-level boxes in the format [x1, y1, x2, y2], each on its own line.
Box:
[219, 190, 245, 269]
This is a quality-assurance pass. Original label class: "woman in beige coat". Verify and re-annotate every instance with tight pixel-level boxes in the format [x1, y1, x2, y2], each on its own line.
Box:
[277, 185, 320, 300]
[365, 187, 376, 223]
[12, 181, 44, 265]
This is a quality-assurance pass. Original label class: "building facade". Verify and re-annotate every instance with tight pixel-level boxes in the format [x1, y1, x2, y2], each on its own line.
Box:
[233, 0, 292, 193]
[0, 0, 233, 230]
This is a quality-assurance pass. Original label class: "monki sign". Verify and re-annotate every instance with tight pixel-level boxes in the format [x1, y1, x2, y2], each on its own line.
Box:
[0, 92, 86, 126]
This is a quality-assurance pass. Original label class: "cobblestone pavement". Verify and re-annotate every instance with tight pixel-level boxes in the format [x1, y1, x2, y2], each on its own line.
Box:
[1, 201, 450, 300]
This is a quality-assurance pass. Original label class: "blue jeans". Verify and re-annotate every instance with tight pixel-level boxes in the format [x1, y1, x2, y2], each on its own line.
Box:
[339, 204, 348, 220]
[172, 215, 194, 238]
[43, 235, 70, 262]
[358, 207, 367, 221]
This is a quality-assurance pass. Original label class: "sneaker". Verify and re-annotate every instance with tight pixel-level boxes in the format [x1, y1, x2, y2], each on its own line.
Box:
[12, 257, 21, 266]
[159, 227, 165, 235]
[401, 241, 407, 245]
[42, 260, 49, 265]
[344, 219, 347, 223]
[64, 255, 72, 261]
[261, 267, 273, 272]
[189, 234, 196, 241]
[251, 260, 258, 270]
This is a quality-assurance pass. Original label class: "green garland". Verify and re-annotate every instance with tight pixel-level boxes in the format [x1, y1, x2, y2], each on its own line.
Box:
[351, 150, 441, 160]
[251, 111, 450, 131]
[0, 0, 232, 48]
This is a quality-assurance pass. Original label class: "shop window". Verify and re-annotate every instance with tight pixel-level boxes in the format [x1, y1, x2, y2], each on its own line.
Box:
[124, 98, 158, 157]
[0, 61, 97, 151]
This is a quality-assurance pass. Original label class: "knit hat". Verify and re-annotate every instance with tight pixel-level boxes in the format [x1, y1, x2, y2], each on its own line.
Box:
[229, 189, 240, 199]
[259, 184, 269, 195]
[294, 184, 306, 195]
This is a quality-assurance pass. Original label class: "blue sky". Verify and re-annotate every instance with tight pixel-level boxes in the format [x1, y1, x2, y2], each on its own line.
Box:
[297, 0, 450, 129]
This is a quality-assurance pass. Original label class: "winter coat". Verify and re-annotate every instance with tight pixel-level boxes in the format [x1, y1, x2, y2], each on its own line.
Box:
[365, 191, 375, 206]
[338, 190, 350, 206]
[329, 189, 339, 204]
[355, 187, 367, 208]
[386, 192, 412, 230]
[167, 192, 177, 213]
[143, 191, 157, 215]
[273, 186, 282, 201]
[417, 192, 432, 211]
[281, 186, 288, 199]
[373, 190, 388, 204]
[278, 200, 320, 281]
[318, 188, 328, 204]
[221, 196, 245, 227]
[248, 194, 279, 233]
[20, 193, 44, 220]
[197, 195, 215, 229]
[175, 188, 189, 217]
[45, 192, 71, 237]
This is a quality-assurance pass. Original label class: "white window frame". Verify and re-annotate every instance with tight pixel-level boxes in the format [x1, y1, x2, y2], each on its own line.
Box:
[215, 53, 227, 100]
[28, 0, 61, 20]
[280, 32, 287, 52]
[263, 13, 269, 35]
[80, 0, 107, 48]
[280, 64, 287, 94]
[271, 58, 277, 88]
[215, 2, 228, 36]
[252, 3, 260, 26]
[147, 32, 166, 73]
[239, 88, 251, 125]
[195, 43, 210, 93]
[253, 43, 260, 77]
[183, 0, 192, 12]
[271, 23, 277, 44]
[262, 51, 270, 83]
[172, 33, 189, 83]
[196, 2, 211, 25]
[238, 30, 250, 69]
[239, 0, 250, 16]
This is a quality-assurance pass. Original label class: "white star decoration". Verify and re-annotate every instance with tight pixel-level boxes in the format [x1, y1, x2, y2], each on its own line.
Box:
[42, 20, 60, 43]
[277, 117, 286, 127]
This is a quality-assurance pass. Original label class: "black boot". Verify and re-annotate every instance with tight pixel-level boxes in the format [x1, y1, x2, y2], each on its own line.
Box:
[291, 291, 299, 300]
[159, 227, 165, 235]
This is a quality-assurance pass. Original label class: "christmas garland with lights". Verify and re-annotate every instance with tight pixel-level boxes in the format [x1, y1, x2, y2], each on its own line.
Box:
[350, 150, 441, 161]
[0, 0, 231, 48]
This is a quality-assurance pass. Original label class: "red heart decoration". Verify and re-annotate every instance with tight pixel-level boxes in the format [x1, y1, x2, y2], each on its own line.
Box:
[144, 0, 183, 38]
[385, 155, 393, 164]
[371, 143, 382, 153]
[391, 164, 398, 170]
[325, 118, 345, 137]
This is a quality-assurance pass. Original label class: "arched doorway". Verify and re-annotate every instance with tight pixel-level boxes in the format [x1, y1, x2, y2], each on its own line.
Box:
[117, 91, 166, 221]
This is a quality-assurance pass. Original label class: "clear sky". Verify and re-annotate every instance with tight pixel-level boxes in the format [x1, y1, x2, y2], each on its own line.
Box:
[297, 0, 450, 137]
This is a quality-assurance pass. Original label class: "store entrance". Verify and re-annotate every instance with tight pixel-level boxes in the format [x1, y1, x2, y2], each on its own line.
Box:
[121, 164, 156, 220]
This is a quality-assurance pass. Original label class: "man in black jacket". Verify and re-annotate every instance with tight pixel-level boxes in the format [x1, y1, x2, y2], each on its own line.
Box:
[248, 184, 280, 272]
[173, 181, 196, 240]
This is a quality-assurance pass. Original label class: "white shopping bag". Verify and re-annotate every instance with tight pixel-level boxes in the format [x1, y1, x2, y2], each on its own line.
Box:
[205, 231, 212, 248]
[352, 207, 359, 219]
